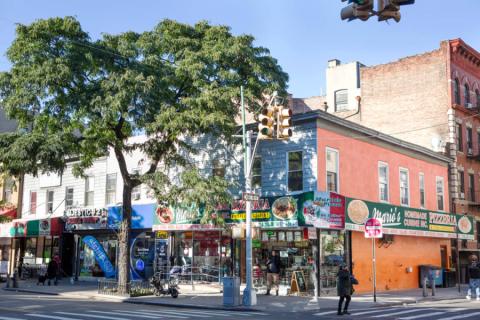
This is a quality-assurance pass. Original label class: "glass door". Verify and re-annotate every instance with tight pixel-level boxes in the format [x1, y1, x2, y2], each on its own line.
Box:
[319, 230, 345, 295]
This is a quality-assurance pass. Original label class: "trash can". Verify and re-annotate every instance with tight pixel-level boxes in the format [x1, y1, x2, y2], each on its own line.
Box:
[419, 265, 443, 288]
[223, 276, 241, 306]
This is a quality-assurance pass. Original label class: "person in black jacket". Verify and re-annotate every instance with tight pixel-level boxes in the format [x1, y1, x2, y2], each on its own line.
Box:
[466, 254, 480, 300]
[266, 250, 282, 296]
[337, 264, 353, 315]
[47, 259, 58, 286]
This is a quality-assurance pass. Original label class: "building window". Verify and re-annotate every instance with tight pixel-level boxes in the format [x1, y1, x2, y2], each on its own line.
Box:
[400, 168, 409, 206]
[469, 173, 475, 202]
[476, 89, 480, 108]
[46, 190, 54, 214]
[419, 173, 425, 208]
[465, 83, 470, 106]
[459, 170, 465, 199]
[85, 176, 94, 206]
[30, 191, 37, 215]
[456, 123, 463, 152]
[436, 177, 444, 211]
[212, 159, 226, 178]
[467, 127, 473, 153]
[454, 78, 461, 105]
[288, 151, 303, 192]
[252, 156, 262, 190]
[131, 169, 141, 201]
[378, 162, 389, 202]
[334, 89, 349, 112]
[105, 173, 117, 205]
[65, 187, 74, 208]
[326, 148, 339, 193]
[2, 177, 14, 203]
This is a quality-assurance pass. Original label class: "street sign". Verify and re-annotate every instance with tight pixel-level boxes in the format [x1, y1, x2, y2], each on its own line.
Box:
[365, 218, 383, 238]
[242, 192, 259, 202]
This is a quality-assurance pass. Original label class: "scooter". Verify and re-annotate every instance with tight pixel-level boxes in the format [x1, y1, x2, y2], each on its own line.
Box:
[150, 272, 179, 298]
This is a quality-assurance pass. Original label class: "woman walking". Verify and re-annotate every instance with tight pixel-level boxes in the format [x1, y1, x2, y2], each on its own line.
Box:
[337, 264, 353, 316]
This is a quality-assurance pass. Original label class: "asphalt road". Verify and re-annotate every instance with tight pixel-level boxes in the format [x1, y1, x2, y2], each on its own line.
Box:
[1, 290, 480, 320]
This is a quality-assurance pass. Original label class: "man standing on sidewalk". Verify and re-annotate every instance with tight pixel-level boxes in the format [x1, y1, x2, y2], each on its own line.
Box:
[466, 254, 480, 301]
[266, 250, 282, 296]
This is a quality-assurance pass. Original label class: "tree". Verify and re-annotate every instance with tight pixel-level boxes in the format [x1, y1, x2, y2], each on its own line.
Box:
[0, 17, 288, 292]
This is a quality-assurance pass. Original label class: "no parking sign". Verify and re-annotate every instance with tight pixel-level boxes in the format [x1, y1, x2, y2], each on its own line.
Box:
[364, 218, 383, 238]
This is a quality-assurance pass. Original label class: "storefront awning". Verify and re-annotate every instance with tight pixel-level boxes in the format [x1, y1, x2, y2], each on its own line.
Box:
[0, 207, 17, 219]
[0, 217, 63, 238]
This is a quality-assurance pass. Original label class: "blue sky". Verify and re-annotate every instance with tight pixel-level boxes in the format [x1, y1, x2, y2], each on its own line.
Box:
[0, 0, 479, 98]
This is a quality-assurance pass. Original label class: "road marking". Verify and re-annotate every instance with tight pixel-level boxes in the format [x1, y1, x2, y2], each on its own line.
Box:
[436, 311, 480, 320]
[372, 309, 428, 317]
[399, 311, 446, 319]
[349, 308, 401, 316]
[89, 311, 167, 318]
[115, 310, 188, 319]
[139, 308, 266, 317]
[313, 308, 369, 316]
[0, 317, 27, 320]
[26, 314, 83, 320]
[147, 310, 210, 318]
[56, 312, 131, 320]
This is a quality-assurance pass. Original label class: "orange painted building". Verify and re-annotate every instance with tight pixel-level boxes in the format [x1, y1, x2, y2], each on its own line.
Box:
[314, 111, 456, 293]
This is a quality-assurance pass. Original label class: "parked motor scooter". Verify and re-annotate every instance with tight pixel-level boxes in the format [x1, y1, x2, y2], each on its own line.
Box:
[149, 272, 179, 298]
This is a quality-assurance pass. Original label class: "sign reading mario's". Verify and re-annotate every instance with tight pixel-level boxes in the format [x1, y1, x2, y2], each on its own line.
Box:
[64, 208, 108, 231]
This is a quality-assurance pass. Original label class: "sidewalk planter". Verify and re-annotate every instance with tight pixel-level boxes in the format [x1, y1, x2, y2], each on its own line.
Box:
[97, 279, 153, 297]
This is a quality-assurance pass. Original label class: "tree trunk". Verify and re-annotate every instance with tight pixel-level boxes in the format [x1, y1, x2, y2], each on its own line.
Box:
[118, 183, 132, 295]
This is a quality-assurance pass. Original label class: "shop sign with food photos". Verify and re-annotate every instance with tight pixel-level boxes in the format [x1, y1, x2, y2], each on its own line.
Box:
[345, 198, 475, 240]
[301, 191, 345, 229]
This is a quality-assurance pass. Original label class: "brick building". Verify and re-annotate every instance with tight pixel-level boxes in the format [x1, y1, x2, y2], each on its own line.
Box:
[325, 39, 480, 281]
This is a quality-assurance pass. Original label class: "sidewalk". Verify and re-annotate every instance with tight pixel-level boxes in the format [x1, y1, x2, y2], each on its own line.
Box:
[3, 279, 469, 312]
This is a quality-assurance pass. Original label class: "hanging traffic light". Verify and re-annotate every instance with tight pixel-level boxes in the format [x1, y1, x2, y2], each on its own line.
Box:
[341, 0, 374, 21]
[258, 107, 275, 139]
[277, 106, 292, 139]
[377, 0, 415, 22]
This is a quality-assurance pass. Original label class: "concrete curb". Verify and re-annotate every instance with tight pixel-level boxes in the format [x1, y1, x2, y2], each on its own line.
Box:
[123, 299, 262, 312]
[3, 287, 59, 296]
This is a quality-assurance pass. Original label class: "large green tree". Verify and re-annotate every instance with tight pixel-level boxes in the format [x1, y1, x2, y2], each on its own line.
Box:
[0, 17, 287, 291]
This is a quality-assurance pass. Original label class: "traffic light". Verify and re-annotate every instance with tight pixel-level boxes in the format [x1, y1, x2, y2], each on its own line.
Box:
[341, 0, 374, 21]
[377, 0, 415, 22]
[258, 107, 275, 139]
[277, 106, 292, 139]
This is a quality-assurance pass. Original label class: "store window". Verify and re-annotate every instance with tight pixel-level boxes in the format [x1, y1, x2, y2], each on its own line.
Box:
[79, 235, 117, 277]
[24, 238, 37, 265]
[65, 187, 74, 208]
[85, 176, 94, 206]
[252, 156, 262, 190]
[319, 230, 345, 293]
[378, 162, 389, 202]
[400, 168, 409, 206]
[436, 177, 445, 211]
[46, 190, 54, 214]
[30, 191, 37, 215]
[105, 173, 117, 205]
[419, 173, 425, 208]
[326, 148, 339, 193]
[288, 151, 303, 192]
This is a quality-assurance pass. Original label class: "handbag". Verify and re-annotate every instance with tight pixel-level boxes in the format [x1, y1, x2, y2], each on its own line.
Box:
[350, 274, 359, 285]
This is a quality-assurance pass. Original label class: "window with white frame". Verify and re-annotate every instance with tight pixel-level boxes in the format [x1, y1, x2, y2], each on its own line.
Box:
[131, 169, 141, 201]
[65, 187, 74, 208]
[105, 173, 117, 205]
[288, 151, 303, 192]
[30, 191, 37, 215]
[436, 177, 444, 211]
[212, 159, 226, 178]
[399, 168, 409, 206]
[335, 89, 349, 111]
[326, 148, 339, 193]
[2, 177, 14, 203]
[378, 162, 389, 202]
[419, 173, 425, 208]
[85, 176, 95, 206]
[46, 190, 54, 214]
[252, 156, 262, 190]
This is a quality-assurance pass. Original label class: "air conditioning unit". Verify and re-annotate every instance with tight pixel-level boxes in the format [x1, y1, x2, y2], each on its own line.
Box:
[466, 103, 473, 108]
[460, 192, 465, 199]
[468, 148, 473, 155]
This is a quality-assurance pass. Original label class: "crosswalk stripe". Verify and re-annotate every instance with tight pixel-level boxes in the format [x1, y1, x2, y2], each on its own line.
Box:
[372, 309, 430, 317]
[0, 317, 26, 320]
[141, 308, 264, 317]
[114, 310, 188, 319]
[399, 311, 446, 320]
[147, 310, 210, 318]
[26, 314, 83, 320]
[313, 308, 369, 316]
[435, 311, 480, 320]
[349, 308, 401, 316]
[89, 311, 167, 318]
[56, 312, 131, 320]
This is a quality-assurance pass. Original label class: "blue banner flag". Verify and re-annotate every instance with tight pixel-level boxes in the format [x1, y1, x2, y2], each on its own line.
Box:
[82, 235, 116, 278]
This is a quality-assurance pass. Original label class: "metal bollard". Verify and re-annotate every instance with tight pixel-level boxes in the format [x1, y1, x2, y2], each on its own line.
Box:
[422, 277, 428, 297]
[431, 279, 436, 296]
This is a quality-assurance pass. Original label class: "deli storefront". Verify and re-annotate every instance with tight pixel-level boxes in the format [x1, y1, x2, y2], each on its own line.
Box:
[345, 198, 475, 293]
[0, 218, 63, 277]
[152, 191, 348, 296]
